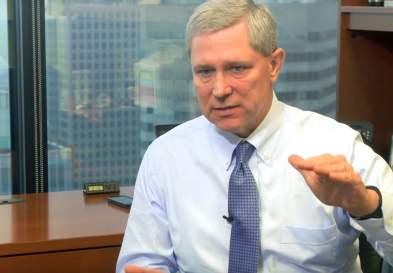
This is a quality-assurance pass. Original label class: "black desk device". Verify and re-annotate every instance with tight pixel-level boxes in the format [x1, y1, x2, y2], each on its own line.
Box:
[108, 195, 133, 208]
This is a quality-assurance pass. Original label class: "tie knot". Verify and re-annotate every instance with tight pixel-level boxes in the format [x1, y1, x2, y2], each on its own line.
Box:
[234, 141, 255, 165]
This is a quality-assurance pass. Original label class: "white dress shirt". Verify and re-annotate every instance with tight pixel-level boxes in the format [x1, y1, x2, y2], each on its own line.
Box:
[117, 95, 393, 273]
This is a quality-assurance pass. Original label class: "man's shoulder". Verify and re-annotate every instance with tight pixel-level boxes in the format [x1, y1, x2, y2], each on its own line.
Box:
[283, 103, 352, 133]
[142, 115, 218, 167]
[281, 102, 359, 147]
[149, 115, 212, 150]
[158, 115, 210, 139]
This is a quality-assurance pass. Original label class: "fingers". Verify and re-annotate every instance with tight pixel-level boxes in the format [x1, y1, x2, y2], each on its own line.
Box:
[328, 171, 353, 182]
[312, 155, 351, 178]
[289, 154, 353, 181]
[125, 265, 165, 273]
[125, 265, 145, 273]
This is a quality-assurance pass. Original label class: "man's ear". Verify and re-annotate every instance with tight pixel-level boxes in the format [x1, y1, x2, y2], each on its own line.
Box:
[269, 48, 285, 82]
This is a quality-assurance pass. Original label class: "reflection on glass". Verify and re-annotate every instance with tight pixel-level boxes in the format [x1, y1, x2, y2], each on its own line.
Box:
[45, 0, 337, 192]
[0, 0, 12, 195]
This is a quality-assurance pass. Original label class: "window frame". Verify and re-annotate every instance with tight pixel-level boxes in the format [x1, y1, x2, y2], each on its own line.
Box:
[8, 0, 48, 193]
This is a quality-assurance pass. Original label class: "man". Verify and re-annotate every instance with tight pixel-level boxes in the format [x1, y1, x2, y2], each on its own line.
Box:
[117, 1, 393, 272]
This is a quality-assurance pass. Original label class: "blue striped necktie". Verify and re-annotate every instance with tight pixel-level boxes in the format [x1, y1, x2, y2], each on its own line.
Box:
[228, 141, 260, 273]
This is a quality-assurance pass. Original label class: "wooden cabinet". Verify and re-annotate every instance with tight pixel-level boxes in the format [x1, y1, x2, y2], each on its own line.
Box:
[338, 0, 393, 158]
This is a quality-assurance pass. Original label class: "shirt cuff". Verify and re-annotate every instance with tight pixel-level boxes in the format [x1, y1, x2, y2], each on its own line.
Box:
[349, 217, 392, 242]
[350, 185, 383, 220]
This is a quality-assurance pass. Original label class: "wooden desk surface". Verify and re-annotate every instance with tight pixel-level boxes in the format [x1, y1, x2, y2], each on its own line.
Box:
[0, 187, 133, 257]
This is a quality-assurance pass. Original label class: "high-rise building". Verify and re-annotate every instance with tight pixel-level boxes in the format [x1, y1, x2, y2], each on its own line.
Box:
[0, 150, 11, 194]
[43, 0, 338, 191]
[137, 2, 196, 56]
[265, 1, 338, 117]
[135, 2, 199, 148]
[0, 89, 10, 194]
[57, 106, 140, 189]
[0, 89, 10, 151]
[46, 2, 143, 189]
[134, 45, 199, 148]
[0, 142, 72, 194]
[48, 143, 73, 191]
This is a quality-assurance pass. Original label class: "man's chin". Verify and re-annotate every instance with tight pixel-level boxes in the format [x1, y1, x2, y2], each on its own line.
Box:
[214, 122, 246, 137]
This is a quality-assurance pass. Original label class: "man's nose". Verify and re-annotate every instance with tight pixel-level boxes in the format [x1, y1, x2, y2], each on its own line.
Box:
[212, 73, 232, 98]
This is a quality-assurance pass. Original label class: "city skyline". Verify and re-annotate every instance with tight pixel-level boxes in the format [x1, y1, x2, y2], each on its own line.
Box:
[1, 0, 338, 194]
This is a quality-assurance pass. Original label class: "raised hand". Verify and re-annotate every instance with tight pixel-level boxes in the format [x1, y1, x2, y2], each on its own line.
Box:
[288, 154, 379, 217]
[125, 265, 165, 273]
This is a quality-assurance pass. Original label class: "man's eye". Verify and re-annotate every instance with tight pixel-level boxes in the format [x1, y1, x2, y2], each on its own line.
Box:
[196, 69, 213, 77]
[229, 65, 247, 73]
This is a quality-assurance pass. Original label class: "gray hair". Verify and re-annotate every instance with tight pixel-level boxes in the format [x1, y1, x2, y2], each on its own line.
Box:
[186, 0, 277, 57]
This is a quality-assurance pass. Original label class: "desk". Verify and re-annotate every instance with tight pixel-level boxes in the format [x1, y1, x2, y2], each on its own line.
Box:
[0, 187, 132, 273]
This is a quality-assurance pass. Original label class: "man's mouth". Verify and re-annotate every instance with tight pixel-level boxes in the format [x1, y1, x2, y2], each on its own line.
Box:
[213, 105, 237, 111]
[212, 105, 239, 115]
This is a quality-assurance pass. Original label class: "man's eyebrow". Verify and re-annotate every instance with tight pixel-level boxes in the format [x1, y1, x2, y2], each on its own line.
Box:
[193, 64, 214, 71]
[224, 61, 252, 67]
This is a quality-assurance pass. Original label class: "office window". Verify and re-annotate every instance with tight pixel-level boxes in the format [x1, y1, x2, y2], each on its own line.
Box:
[266, 1, 338, 116]
[45, 0, 337, 192]
[0, 0, 11, 195]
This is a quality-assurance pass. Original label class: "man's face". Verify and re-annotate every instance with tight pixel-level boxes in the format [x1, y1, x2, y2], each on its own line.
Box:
[190, 19, 284, 137]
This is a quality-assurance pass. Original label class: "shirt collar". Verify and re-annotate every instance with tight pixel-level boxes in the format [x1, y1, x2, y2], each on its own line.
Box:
[247, 93, 284, 163]
[210, 92, 284, 170]
[211, 122, 239, 170]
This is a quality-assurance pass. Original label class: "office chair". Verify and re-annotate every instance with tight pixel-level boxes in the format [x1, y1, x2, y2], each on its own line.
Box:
[344, 121, 383, 273]
[359, 233, 383, 273]
[382, 261, 393, 273]
[154, 123, 179, 137]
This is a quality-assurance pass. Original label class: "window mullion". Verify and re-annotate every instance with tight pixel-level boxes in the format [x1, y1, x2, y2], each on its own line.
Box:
[9, 0, 48, 194]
